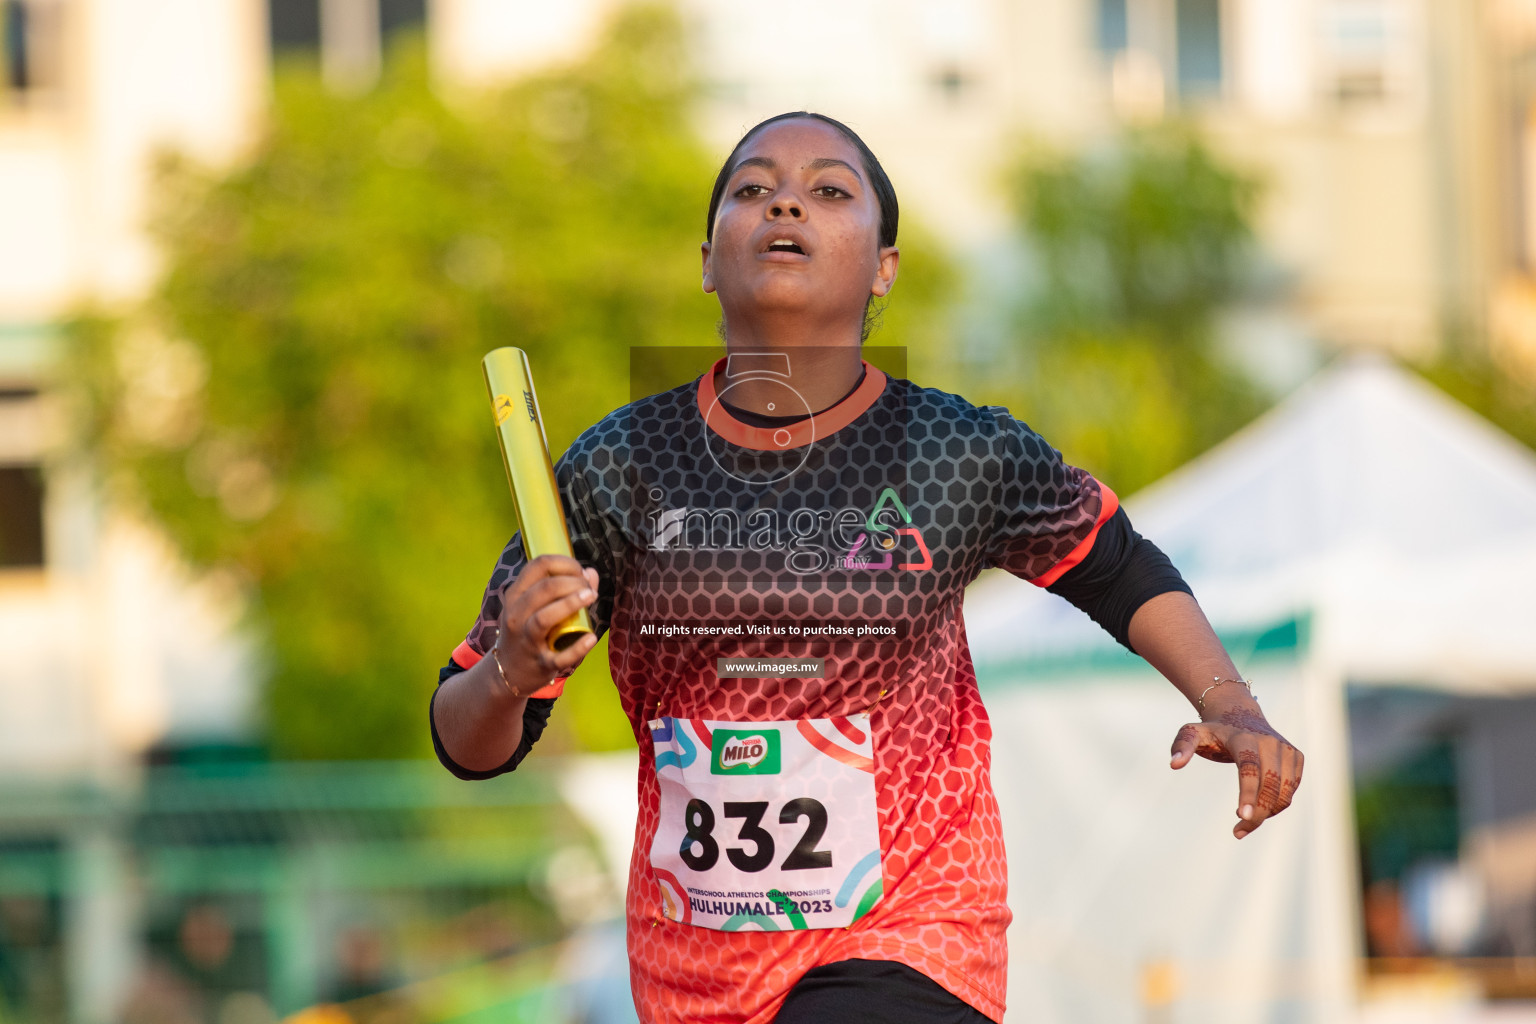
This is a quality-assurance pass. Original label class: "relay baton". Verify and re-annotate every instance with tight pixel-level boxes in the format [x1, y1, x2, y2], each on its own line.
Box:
[482, 347, 593, 652]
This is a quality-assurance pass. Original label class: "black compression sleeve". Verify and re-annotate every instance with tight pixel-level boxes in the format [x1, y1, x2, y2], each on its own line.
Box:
[429, 658, 556, 780]
[1046, 507, 1193, 652]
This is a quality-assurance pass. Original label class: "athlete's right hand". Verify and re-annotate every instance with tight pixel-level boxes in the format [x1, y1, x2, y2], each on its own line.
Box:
[492, 554, 599, 696]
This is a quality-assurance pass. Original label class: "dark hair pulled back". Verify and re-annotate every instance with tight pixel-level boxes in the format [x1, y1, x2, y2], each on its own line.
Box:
[704, 112, 899, 250]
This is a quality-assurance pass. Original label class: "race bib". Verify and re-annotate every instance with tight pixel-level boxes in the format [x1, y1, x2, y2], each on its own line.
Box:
[648, 715, 883, 931]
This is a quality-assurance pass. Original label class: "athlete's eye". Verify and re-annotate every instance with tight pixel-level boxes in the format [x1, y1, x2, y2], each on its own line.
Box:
[733, 183, 769, 198]
[812, 185, 851, 199]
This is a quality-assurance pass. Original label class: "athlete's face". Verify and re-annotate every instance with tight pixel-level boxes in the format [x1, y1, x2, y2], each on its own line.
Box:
[702, 119, 899, 339]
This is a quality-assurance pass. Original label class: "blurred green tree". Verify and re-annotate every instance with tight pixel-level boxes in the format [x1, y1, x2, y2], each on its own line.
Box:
[76, 8, 709, 759]
[985, 125, 1269, 494]
[69, 6, 953, 760]
[1416, 345, 1536, 454]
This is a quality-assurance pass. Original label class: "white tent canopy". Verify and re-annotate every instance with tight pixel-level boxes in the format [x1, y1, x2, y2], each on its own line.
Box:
[968, 352, 1536, 682]
[965, 354, 1536, 1022]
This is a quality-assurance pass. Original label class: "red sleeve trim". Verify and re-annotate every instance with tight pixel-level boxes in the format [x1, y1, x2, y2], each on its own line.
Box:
[450, 640, 566, 699]
[1028, 483, 1120, 588]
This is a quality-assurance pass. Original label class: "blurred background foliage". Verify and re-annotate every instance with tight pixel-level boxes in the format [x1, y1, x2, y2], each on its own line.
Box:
[79, 1, 1536, 767]
[975, 126, 1270, 494]
[69, 7, 712, 760]
[1417, 344, 1536, 454]
[65, 5, 955, 762]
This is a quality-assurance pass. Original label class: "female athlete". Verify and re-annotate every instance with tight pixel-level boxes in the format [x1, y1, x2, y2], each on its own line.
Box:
[430, 112, 1305, 1024]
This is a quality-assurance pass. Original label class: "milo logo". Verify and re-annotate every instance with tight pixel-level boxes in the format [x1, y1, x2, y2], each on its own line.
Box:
[711, 729, 781, 775]
[723, 736, 768, 768]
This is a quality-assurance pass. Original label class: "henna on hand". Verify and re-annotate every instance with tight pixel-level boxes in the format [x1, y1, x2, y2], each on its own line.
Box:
[1258, 770, 1282, 811]
[1277, 776, 1298, 810]
[1199, 739, 1233, 763]
[1172, 722, 1235, 763]
[1216, 706, 1280, 738]
[1171, 713, 1305, 837]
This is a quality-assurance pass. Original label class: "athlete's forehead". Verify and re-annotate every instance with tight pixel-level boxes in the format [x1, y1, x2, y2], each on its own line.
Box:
[725, 119, 866, 183]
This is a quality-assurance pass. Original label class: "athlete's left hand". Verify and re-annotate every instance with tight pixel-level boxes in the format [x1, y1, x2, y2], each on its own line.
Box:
[1168, 707, 1304, 840]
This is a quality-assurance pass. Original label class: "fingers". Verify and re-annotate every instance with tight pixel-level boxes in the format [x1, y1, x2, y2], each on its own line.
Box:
[504, 554, 587, 593]
[500, 555, 588, 611]
[1273, 745, 1298, 815]
[525, 584, 598, 645]
[543, 630, 599, 675]
[1172, 716, 1307, 841]
[492, 556, 601, 688]
[1270, 744, 1304, 819]
[504, 604, 598, 686]
[1169, 722, 1234, 768]
[1170, 724, 1200, 768]
[502, 557, 599, 629]
[505, 572, 588, 630]
[1233, 744, 1262, 836]
[1234, 738, 1307, 839]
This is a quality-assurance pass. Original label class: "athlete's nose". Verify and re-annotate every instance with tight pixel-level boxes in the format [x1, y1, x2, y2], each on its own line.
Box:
[769, 194, 804, 220]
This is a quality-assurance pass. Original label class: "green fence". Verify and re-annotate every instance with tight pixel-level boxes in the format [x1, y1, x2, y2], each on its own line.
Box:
[0, 759, 605, 1024]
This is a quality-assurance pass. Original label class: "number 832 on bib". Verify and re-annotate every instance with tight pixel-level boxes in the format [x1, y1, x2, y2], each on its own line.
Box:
[648, 715, 884, 932]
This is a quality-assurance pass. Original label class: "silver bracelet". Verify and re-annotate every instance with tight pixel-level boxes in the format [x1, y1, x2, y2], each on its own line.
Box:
[1198, 676, 1254, 712]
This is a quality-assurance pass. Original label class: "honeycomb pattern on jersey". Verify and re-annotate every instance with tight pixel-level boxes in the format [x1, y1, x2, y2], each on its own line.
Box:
[457, 368, 1107, 1024]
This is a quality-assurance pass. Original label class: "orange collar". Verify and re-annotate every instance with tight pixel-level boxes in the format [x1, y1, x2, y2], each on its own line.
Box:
[695, 357, 888, 451]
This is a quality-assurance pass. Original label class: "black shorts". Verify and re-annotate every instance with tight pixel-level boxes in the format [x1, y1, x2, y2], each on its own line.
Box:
[774, 959, 997, 1024]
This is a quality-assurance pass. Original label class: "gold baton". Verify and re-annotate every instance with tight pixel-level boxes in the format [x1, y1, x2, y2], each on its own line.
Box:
[482, 347, 593, 652]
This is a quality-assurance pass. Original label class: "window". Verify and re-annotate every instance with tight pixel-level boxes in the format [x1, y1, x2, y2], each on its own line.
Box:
[1098, 0, 1224, 111]
[0, 388, 45, 569]
[3, 0, 28, 90]
[267, 0, 426, 64]
[268, 0, 321, 55]
[377, 0, 425, 45]
[1, 0, 64, 105]
[1097, 0, 1129, 55]
[1516, 95, 1536, 272]
[1175, 0, 1222, 99]
[0, 466, 43, 569]
[1319, 0, 1408, 111]
[932, 64, 972, 103]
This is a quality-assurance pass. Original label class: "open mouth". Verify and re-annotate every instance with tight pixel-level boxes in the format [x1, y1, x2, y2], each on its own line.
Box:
[765, 239, 806, 255]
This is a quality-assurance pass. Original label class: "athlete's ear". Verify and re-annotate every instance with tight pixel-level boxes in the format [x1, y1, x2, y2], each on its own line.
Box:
[871, 246, 899, 298]
[701, 241, 716, 294]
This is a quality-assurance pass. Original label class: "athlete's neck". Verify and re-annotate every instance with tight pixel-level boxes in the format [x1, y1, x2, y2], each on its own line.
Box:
[711, 345, 864, 416]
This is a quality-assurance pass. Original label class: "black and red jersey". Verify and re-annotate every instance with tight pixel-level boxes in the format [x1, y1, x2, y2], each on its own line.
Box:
[442, 357, 1129, 1022]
